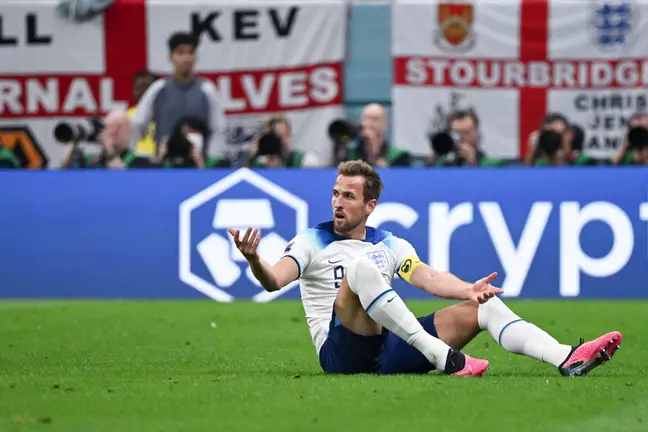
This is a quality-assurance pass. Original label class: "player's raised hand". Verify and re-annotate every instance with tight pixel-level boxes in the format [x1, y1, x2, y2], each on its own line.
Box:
[227, 227, 261, 261]
[468, 272, 504, 304]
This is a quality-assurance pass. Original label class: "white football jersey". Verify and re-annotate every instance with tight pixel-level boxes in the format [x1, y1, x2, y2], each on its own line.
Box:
[281, 221, 418, 354]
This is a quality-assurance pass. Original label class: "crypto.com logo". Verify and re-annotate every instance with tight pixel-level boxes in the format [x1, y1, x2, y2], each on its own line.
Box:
[178, 168, 308, 302]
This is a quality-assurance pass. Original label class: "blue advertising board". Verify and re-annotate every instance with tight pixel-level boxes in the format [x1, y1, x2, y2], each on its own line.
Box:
[1, 167, 647, 300]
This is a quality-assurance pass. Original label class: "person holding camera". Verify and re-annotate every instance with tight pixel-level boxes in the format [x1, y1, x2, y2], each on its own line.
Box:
[527, 115, 601, 167]
[249, 132, 285, 168]
[617, 126, 648, 165]
[427, 110, 502, 167]
[529, 129, 567, 166]
[525, 113, 572, 166]
[345, 104, 411, 167]
[248, 115, 318, 168]
[611, 112, 648, 165]
[61, 110, 152, 169]
[154, 116, 214, 168]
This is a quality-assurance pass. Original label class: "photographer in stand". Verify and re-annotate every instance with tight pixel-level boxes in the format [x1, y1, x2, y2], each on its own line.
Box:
[247, 115, 321, 168]
[531, 129, 566, 166]
[154, 116, 212, 169]
[525, 113, 570, 166]
[249, 128, 286, 168]
[426, 110, 503, 167]
[618, 126, 648, 166]
[60, 110, 152, 169]
[345, 104, 411, 167]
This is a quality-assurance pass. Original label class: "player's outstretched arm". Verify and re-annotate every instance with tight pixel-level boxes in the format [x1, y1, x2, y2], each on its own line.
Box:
[398, 257, 503, 303]
[227, 228, 299, 292]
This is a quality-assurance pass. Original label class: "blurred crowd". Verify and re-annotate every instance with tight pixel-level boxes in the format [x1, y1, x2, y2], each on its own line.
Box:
[1, 31, 646, 170]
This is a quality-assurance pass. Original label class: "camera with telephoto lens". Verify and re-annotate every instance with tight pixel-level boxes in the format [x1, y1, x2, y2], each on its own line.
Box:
[537, 129, 563, 156]
[254, 130, 284, 166]
[163, 116, 210, 168]
[327, 118, 360, 163]
[53, 118, 104, 143]
[53, 118, 104, 169]
[164, 130, 195, 168]
[428, 130, 461, 165]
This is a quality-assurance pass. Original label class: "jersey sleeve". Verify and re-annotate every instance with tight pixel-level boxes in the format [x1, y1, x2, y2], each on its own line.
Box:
[393, 237, 423, 282]
[281, 231, 315, 278]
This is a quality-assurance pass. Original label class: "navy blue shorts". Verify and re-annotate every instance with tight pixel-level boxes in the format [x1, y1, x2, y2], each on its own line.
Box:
[318, 307, 440, 375]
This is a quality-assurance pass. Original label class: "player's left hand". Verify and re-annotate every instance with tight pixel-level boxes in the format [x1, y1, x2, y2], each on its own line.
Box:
[227, 227, 261, 262]
[468, 272, 504, 304]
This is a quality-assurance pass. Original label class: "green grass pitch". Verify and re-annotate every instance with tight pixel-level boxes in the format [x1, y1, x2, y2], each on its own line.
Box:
[1, 300, 647, 431]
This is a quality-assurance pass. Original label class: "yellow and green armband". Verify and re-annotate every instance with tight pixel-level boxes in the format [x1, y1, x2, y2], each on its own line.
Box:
[397, 255, 423, 282]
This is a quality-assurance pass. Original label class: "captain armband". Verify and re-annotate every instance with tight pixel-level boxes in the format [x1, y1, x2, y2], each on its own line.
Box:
[397, 255, 423, 282]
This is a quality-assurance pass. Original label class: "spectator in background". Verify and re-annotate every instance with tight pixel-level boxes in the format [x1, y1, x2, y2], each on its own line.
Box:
[130, 31, 229, 166]
[128, 70, 157, 157]
[611, 112, 648, 165]
[63, 109, 152, 169]
[248, 115, 320, 168]
[345, 103, 411, 167]
[427, 109, 502, 167]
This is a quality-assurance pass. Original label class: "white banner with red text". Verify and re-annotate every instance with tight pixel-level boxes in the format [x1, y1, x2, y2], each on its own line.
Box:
[0, 0, 347, 168]
[392, 0, 648, 160]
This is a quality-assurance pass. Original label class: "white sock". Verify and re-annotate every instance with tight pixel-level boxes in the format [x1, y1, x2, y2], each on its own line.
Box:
[347, 257, 452, 372]
[477, 297, 572, 367]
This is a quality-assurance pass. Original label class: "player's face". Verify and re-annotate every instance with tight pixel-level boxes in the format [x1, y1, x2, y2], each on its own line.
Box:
[331, 175, 370, 234]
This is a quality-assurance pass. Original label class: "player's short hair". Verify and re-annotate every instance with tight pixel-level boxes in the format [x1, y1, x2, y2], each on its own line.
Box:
[337, 160, 383, 203]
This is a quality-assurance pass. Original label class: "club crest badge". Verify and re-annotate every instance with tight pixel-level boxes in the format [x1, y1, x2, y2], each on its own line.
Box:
[434, 2, 476, 52]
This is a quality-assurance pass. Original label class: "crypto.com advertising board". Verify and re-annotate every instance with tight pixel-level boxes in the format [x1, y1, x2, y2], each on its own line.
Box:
[1, 168, 647, 301]
[0, 0, 346, 167]
[393, 0, 648, 160]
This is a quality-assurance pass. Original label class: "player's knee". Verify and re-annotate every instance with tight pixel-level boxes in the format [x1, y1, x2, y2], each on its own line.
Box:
[346, 256, 381, 295]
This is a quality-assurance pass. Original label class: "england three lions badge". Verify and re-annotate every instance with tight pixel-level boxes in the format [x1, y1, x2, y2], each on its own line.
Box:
[368, 251, 389, 271]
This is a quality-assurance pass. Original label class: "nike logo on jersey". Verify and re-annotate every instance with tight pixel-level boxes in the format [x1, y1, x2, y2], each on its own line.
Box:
[328, 259, 343, 264]
[386, 296, 396, 303]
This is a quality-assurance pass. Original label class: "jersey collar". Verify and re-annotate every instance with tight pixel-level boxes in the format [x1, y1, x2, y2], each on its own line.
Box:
[314, 221, 381, 244]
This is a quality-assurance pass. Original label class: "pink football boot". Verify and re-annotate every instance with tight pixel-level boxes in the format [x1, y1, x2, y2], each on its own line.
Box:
[558, 331, 622, 377]
[450, 354, 490, 377]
